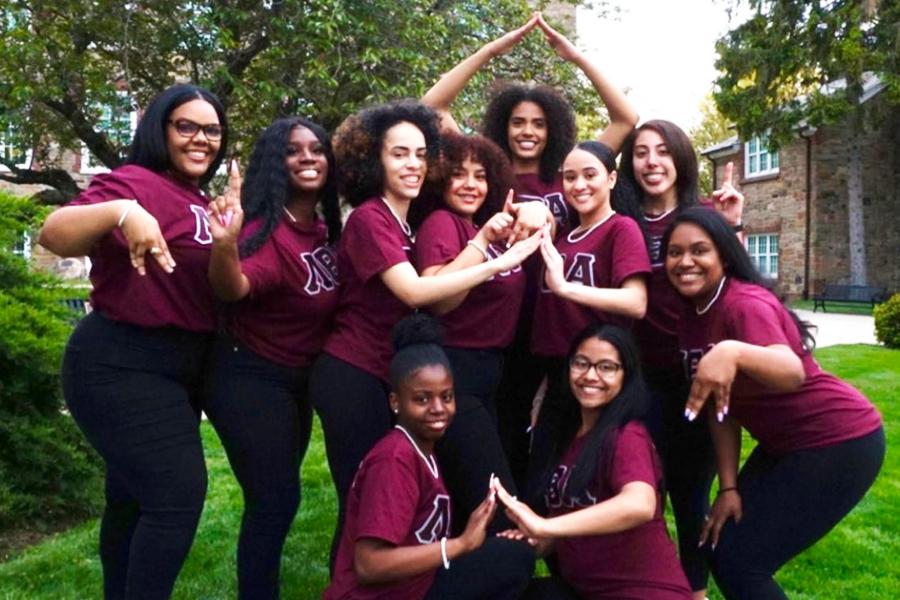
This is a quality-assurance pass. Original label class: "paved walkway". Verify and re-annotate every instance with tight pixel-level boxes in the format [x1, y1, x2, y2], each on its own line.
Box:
[794, 309, 878, 348]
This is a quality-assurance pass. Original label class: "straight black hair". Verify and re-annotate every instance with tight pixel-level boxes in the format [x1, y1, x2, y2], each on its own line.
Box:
[126, 84, 228, 186]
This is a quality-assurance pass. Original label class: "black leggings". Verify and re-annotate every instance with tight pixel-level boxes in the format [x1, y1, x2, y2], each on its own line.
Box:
[438, 347, 517, 535]
[203, 335, 313, 600]
[710, 426, 885, 600]
[645, 364, 716, 592]
[62, 312, 210, 600]
[309, 353, 392, 569]
[425, 537, 535, 599]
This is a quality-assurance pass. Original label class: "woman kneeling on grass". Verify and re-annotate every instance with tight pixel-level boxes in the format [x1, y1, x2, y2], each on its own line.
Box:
[493, 325, 692, 600]
[663, 208, 885, 600]
[324, 314, 535, 600]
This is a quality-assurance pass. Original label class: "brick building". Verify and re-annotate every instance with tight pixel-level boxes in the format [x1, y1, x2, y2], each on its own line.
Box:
[701, 81, 899, 299]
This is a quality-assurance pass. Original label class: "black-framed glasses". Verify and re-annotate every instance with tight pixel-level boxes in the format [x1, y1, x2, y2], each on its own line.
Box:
[569, 355, 622, 379]
[168, 119, 224, 141]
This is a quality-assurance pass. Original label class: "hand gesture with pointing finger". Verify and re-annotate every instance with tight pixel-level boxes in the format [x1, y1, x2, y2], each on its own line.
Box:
[208, 159, 244, 246]
[711, 161, 744, 227]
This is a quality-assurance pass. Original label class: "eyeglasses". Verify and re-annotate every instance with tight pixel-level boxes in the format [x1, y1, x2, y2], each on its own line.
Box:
[168, 119, 224, 141]
[569, 355, 622, 379]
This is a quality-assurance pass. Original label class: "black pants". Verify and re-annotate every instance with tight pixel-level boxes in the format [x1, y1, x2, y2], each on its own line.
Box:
[523, 357, 568, 512]
[646, 364, 716, 592]
[62, 312, 210, 600]
[522, 576, 582, 600]
[309, 353, 392, 570]
[425, 537, 536, 599]
[438, 347, 517, 535]
[203, 335, 313, 600]
[709, 426, 885, 600]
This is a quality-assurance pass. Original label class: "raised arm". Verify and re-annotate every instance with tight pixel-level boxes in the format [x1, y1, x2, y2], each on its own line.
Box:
[207, 161, 249, 301]
[536, 13, 638, 153]
[422, 15, 538, 133]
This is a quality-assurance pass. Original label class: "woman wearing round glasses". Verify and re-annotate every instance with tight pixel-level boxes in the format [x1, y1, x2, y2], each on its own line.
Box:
[39, 84, 227, 599]
[493, 325, 691, 599]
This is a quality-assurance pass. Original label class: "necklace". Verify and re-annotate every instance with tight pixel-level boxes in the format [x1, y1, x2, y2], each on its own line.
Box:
[696, 276, 727, 315]
[567, 210, 616, 244]
[394, 425, 439, 479]
[381, 197, 412, 238]
[282, 206, 297, 223]
[643, 206, 677, 222]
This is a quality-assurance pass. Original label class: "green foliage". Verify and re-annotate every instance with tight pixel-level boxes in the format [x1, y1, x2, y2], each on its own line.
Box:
[0, 0, 605, 200]
[874, 293, 900, 349]
[713, 0, 899, 147]
[689, 93, 734, 196]
[0, 192, 102, 531]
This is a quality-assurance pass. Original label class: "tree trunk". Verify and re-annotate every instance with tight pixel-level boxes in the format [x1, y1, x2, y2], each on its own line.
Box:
[846, 120, 867, 285]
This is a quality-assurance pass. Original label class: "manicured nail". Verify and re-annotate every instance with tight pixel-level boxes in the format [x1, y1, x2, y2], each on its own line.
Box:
[723, 405, 729, 416]
[224, 210, 234, 228]
[717, 411, 724, 423]
[685, 408, 697, 421]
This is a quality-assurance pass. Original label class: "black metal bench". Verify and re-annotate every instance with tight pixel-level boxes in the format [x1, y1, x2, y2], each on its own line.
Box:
[813, 284, 886, 312]
[61, 297, 93, 317]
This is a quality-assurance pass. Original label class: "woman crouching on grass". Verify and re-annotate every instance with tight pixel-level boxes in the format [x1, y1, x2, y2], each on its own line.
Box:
[494, 324, 691, 600]
[324, 314, 535, 600]
[663, 208, 884, 600]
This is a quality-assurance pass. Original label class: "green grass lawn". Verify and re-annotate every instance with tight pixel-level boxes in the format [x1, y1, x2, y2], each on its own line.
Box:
[0, 344, 896, 599]
[789, 298, 876, 316]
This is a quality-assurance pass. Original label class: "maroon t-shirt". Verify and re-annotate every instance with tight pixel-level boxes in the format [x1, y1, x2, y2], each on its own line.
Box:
[323, 199, 413, 382]
[632, 208, 690, 368]
[532, 214, 651, 358]
[547, 422, 691, 600]
[67, 164, 215, 332]
[227, 217, 338, 368]
[325, 428, 452, 600]
[414, 209, 526, 349]
[679, 278, 882, 455]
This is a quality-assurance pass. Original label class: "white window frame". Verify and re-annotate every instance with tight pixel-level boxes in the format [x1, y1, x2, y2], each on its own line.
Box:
[12, 230, 32, 261]
[80, 92, 138, 174]
[0, 126, 33, 172]
[744, 135, 780, 178]
[746, 233, 779, 278]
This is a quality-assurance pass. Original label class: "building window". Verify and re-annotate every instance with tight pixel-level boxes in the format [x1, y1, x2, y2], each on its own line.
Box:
[744, 135, 779, 178]
[12, 230, 32, 261]
[0, 125, 32, 171]
[747, 233, 779, 278]
[80, 92, 138, 174]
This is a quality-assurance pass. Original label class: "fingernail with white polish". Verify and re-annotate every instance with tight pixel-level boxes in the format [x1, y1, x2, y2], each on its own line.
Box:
[717, 411, 724, 423]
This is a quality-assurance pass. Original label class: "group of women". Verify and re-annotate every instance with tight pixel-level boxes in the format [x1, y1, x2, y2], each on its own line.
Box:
[40, 13, 884, 600]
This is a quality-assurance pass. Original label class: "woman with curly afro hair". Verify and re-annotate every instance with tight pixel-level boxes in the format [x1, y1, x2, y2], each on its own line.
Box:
[309, 100, 544, 567]
[423, 12, 639, 491]
[203, 116, 341, 598]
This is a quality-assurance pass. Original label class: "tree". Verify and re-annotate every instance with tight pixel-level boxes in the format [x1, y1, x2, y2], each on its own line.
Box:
[689, 92, 734, 197]
[0, 0, 609, 203]
[714, 0, 899, 285]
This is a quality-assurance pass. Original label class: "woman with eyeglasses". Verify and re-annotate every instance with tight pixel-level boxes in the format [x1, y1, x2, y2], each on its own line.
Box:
[493, 325, 691, 599]
[39, 84, 227, 600]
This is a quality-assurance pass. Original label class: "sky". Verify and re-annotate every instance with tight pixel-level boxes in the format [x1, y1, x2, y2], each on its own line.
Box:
[576, 0, 750, 131]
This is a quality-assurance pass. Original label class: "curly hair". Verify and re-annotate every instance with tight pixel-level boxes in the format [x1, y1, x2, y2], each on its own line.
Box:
[238, 117, 341, 257]
[333, 100, 441, 207]
[410, 132, 514, 229]
[481, 83, 576, 184]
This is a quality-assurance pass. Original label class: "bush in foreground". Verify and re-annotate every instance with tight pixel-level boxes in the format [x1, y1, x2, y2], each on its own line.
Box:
[874, 293, 900, 349]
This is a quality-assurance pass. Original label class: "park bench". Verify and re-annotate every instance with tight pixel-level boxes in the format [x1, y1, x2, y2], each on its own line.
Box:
[61, 297, 93, 318]
[813, 284, 886, 312]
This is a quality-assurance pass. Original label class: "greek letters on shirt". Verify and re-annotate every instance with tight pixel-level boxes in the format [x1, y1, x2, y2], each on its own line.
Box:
[545, 464, 597, 509]
[681, 344, 716, 380]
[414, 494, 452, 544]
[649, 234, 663, 268]
[540, 252, 597, 292]
[519, 191, 569, 226]
[189, 204, 213, 245]
[301, 245, 339, 295]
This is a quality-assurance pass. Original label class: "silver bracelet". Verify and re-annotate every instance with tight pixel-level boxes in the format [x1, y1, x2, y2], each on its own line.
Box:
[440, 536, 450, 569]
[117, 200, 138, 228]
[466, 239, 489, 261]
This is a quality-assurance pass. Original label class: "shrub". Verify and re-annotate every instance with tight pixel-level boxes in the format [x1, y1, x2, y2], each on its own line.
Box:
[0, 192, 102, 531]
[874, 293, 900, 349]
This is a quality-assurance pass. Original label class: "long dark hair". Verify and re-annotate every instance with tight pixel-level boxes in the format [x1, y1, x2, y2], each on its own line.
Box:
[239, 117, 341, 257]
[482, 83, 575, 184]
[541, 325, 650, 506]
[661, 208, 816, 350]
[333, 100, 441, 207]
[410, 132, 513, 229]
[127, 84, 228, 186]
[615, 120, 699, 234]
